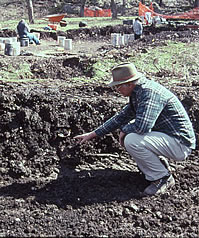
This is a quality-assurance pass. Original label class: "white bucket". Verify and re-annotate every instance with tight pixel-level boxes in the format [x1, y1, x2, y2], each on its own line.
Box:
[4, 42, 20, 56]
[57, 36, 66, 47]
[124, 34, 129, 45]
[13, 42, 21, 56]
[128, 34, 135, 43]
[10, 37, 18, 43]
[0, 42, 5, 51]
[118, 35, 125, 46]
[111, 33, 119, 46]
[33, 32, 40, 40]
[64, 39, 72, 50]
[4, 38, 12, 44]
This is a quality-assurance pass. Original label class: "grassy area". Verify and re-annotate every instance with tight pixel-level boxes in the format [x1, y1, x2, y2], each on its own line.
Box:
[0, 41, 198, 83]
[91, 41, 199, 85]
[0, 62, 34, 81]
[0, 16, 198, 84]
[1, 16, 134, 32]
[131, 41, 199, 84]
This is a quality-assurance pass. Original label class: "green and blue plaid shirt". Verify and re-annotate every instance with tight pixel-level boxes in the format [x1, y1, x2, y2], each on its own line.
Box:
[95, 77, 196, 149]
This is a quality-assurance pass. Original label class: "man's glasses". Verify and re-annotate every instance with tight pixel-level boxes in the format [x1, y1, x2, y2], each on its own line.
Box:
[112, 84, 124, 91]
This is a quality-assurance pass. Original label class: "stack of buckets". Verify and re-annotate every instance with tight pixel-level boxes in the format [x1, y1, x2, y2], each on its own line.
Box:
[0, 37, 20, 56]
[57, 36, 72, 50]
[111, 33, 135, 46]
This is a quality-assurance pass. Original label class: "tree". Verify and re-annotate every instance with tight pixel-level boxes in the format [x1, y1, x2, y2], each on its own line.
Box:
[80, 0, 87, 17]
[194, 0, 199, 7]
[27, 0, 34, 24]
[111, 0, 117, 19]
[121, 0, 127, 16]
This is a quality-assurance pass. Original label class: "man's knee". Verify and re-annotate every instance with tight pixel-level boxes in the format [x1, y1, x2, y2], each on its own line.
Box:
[124, 133, 143, 151]
[174, 153, 188, 161]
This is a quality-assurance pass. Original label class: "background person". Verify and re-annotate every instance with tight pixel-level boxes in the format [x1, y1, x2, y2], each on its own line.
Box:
[133, 17, 143, 40]
[17, 19, 40, 45]
[145, 11, 152, 25]
[74, 62, 196, 197]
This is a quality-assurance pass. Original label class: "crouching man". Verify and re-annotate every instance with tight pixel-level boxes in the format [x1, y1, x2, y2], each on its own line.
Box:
[74, 62, 196, 197]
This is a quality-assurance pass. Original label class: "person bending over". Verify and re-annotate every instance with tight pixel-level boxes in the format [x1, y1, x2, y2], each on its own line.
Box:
[74, 62, 196, 197]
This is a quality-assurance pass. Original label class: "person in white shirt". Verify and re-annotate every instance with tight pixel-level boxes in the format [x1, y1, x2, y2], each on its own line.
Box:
[133, 17, 143, 40]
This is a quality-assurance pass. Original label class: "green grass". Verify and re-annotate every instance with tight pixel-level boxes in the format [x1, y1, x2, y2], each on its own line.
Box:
[116, 41, 198, 85]
[1, 16, 134, 31]
[90, 59, 118, 81]
[132, 41, 199, 73]
[1, 40, 197, 83]
[1, 16, 198, 84]
[85, 41, 199, 85]
[0, 62, 34, 81]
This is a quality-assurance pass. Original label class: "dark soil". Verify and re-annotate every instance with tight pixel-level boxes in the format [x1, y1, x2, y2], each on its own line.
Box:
[0, 23, 199, 237]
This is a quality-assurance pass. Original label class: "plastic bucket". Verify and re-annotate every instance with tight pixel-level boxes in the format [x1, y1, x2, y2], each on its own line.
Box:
[111, 33, 119, 46]
[5, 43, 13, 55]
[64, 39, 72, 50]
[0, 38, 8, 43]
[124, 34, 129, 44]
[19, 37, 29, 47]
[0, 42, 5, 51]
[4, 38, 12, 44]
[118, 35, 125, 46]
[13, 42, 21, 56]
[128, 34, 135, 43]
[57, 36, 65, 47]
[10, 37, 18, 43]
[4, 42, 20, 56]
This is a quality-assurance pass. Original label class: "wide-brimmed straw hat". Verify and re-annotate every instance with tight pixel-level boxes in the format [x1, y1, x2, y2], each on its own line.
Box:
[108, 62, 143, 87]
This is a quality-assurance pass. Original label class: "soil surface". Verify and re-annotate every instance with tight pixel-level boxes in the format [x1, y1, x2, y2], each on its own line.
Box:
[0, 23, 199, 237]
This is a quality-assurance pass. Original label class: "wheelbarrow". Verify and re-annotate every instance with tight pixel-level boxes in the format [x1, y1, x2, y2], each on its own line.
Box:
[43, 14, 67, 30]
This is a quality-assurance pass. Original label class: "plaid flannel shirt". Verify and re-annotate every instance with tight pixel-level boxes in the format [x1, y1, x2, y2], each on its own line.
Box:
[95, 77, 196, 149]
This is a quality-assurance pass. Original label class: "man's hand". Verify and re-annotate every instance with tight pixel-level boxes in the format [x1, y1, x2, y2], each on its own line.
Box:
[119, 131, 126, 147]
[74, 131, 97, 144]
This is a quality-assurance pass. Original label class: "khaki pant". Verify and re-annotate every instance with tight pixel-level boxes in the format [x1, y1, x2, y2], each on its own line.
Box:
[124, 132, 192, 181]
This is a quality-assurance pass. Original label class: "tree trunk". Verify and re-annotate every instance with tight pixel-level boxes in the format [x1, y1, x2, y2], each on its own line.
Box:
[194, 0, 199, 7]
[80, 0, 86, 17]
[121, 0, 127, 16]
[27, 0, 34, 24]
[111, 0, 117, 19]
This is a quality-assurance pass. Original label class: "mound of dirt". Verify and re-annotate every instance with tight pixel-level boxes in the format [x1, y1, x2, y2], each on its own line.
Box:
[0, 24, 199, 237]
